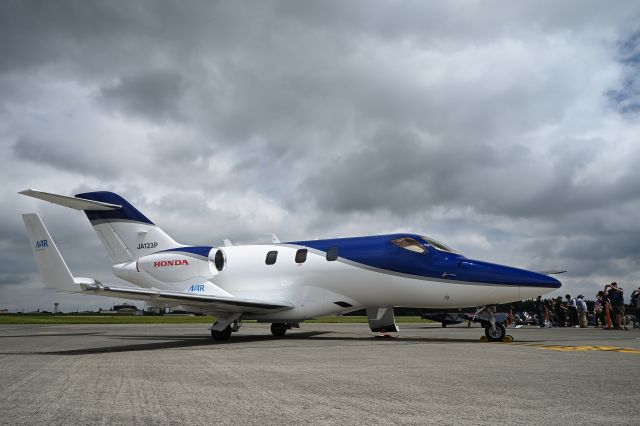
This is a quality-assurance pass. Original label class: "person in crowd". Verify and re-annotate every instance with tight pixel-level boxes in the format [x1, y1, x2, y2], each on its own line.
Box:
[630, 287, 640, 329]
[593, 292, 603, 328]
[566, 294, 578, 327]
[555, 296, 566, 327]
[605, 282, 627, 330]
[547, 298, 556, 327]
[576, 295, 588, 328]
[603, 289, 613, 329]
[534, 295, 545, 327]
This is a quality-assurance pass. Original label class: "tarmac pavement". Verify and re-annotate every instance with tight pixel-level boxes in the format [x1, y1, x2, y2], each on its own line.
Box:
[0, 323, 638, 425]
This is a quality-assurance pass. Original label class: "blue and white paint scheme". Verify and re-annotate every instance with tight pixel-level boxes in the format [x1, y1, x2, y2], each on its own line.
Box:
[20, 189, 561, 341]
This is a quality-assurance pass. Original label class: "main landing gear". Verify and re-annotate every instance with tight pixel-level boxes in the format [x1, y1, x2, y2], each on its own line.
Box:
[210, 318, 241, 342]
[211, 326, 232, 341]
[270, 322, 299, 337]
[271, 323, 288, 337]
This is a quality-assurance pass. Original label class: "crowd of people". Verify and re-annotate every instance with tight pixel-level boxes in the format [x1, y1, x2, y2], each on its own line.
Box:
[511, 282, 640, 330]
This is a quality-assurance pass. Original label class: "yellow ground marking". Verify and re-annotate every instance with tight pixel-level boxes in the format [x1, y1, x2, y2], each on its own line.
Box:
[533, 345, 640, 355]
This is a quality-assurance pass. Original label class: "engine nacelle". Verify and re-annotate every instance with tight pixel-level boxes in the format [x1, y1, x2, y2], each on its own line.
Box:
[209, 248, 226, 272]
[137, 248, 225, 283]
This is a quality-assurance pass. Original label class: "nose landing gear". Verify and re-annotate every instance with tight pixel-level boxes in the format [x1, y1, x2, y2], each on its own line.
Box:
[484, 322, 506, 342]
[466, 306, 508, 342]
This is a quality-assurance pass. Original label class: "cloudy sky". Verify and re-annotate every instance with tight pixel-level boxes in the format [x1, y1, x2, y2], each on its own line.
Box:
[1, 1, 640, 312]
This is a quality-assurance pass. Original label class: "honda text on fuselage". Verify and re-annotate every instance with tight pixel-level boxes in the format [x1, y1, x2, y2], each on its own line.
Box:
[20, 189, 561, 341]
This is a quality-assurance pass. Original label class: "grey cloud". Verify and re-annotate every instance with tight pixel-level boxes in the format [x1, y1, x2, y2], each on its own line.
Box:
[99, 70, 185, 122]
[11, 136, 117, 177]
[0, 1, 147, 73]
[297, 127, 532, 215]
[0, 218, 36, 285]
[301, 128, 640, 222]
[608, 31, 640, 115]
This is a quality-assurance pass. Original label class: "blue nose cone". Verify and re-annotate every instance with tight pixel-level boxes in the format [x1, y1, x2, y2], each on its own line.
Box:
[499, 265, 563, 288]
[461, 259, 563, 288]
[531, 272, 562, 289]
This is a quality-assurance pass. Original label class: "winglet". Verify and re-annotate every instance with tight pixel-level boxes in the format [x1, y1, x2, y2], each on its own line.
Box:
[19, 189, 121, 211]
[21, 213, 76, 290]
[266, 233, 281, 243]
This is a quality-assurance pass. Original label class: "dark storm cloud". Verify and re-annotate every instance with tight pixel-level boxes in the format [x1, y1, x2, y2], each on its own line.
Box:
[0, 216, 35, 285]
[301, 128, 640, 220]
[11, 136, 117, 177]
[0, 1, 145, 72]
[99, 70, 185, 122]
[1, 0, 640, 310]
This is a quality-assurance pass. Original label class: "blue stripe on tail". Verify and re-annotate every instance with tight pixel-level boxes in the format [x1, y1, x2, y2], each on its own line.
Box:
[75, 191, 154, 225]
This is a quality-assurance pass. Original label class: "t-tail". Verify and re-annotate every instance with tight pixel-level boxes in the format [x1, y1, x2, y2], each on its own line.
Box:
[19, 189, 183, 264]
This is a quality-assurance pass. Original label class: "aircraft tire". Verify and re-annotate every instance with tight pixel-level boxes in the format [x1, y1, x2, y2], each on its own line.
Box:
[484, 323, 506, 342]
[271, 323, 287, 337]
[211, 325, 232, 341]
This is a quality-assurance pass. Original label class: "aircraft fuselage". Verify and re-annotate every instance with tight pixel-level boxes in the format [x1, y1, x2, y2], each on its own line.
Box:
[113, 233, 561, 321]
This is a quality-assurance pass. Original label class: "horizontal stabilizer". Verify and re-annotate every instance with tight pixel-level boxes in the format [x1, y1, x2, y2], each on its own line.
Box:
[19, 189, 121, 211]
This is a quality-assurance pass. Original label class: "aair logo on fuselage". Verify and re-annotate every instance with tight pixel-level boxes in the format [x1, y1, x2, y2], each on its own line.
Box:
[35, 239, 48, 250]
[188, 284, 205, 292]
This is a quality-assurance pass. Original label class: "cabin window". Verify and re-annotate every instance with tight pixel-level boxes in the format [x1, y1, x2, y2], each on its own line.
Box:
[421, 236, 457, 253]
[391, 237, 427, 254]
[265, 250, 278, 265]
[326, 246, 339, 261]
[295, 248, 308, 263]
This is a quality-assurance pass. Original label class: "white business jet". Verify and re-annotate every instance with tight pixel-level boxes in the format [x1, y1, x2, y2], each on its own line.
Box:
[20, 189, 561, 341]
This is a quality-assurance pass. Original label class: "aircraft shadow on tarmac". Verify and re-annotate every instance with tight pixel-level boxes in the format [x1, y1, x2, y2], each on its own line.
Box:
[22, 331, 506, 355]
[5, 328, 629, 355]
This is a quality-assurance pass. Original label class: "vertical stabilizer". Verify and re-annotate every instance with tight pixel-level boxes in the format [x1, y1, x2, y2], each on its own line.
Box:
[75, 191, 182, 264]
[21, 213, 75, 290]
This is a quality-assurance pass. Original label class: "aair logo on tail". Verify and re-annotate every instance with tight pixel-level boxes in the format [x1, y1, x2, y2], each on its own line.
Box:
[35, 239, 48, 250]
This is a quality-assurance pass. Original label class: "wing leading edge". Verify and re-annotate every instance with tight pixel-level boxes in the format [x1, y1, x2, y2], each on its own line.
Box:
[77, 281, 293, 314]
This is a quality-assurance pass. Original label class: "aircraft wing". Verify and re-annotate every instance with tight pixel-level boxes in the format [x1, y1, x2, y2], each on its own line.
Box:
[76, 280, 293, 314]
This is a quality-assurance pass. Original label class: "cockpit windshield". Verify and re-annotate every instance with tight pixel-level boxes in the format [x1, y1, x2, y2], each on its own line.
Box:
[391, 237, 427, 254]
[420, 236, 458, 254]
